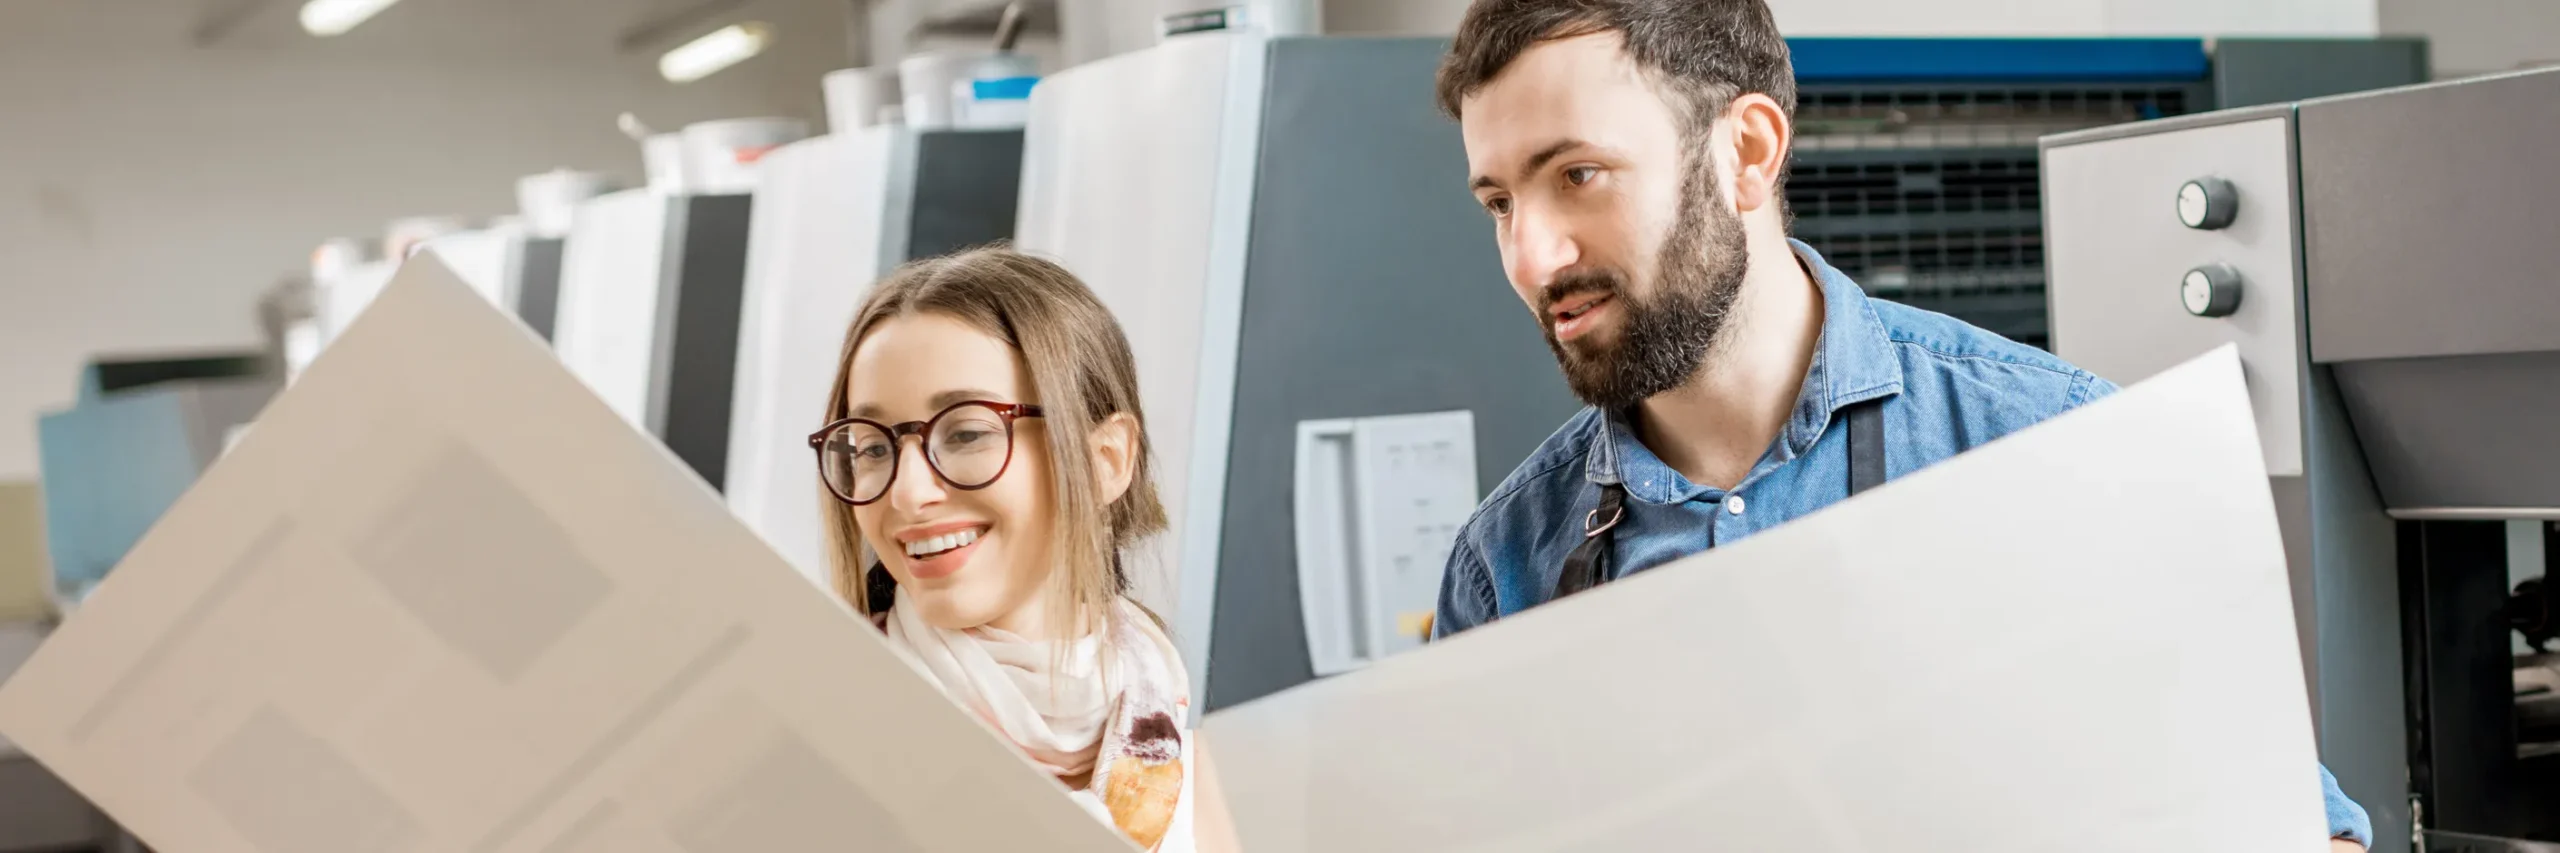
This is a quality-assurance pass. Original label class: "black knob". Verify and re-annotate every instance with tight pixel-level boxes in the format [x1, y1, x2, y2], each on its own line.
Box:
[2177, 178, 2239, 230]
[2181, 264, 2244, 317]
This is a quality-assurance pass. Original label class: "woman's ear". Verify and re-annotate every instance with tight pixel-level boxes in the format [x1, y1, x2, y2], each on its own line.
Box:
[1087, 412, 1141, 508]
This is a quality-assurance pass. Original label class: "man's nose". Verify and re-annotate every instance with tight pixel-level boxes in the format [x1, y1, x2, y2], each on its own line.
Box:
[1507, 202, 1581, 294]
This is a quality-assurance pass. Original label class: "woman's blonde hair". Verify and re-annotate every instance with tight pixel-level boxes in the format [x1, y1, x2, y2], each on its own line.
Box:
[820, 246, 1167, 639]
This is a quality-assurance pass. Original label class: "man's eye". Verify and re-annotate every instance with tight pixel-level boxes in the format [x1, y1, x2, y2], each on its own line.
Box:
[1484, 196, 1512, 217]
[1564, 166, 1598, 186]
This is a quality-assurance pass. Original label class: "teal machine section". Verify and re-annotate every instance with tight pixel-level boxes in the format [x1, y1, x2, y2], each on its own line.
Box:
[1203, 37, 1581, 712]
[37, 354, 278, 604]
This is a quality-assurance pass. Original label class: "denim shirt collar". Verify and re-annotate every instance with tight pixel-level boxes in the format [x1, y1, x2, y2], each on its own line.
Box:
[1585, 239, 1906, 503]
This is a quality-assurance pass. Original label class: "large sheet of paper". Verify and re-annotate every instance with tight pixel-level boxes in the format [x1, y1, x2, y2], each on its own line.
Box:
[1197, 346, 2333, 852]
[0, 257, 1138, 853]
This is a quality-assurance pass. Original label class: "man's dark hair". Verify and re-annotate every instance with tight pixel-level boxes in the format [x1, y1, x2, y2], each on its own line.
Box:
[1434, 0, 1797, 137]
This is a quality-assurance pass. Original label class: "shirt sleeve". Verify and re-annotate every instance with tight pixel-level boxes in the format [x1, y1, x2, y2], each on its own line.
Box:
[1433, 536, 1498, 640]
[2322, 763, 2374, 846]
[2068, 368, 2122, 406]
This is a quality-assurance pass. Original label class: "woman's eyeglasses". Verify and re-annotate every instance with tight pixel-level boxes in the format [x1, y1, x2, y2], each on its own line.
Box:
[808, 401, 1044, 505]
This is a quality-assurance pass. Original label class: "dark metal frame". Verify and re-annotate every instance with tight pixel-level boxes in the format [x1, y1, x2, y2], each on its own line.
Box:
[2401, 519, 2560, 843]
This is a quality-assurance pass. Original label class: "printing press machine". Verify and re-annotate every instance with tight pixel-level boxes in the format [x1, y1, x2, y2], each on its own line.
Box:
[2043, 65, 2560, 853]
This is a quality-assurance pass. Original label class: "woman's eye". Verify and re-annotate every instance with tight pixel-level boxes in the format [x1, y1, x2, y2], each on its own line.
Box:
[947, 429, 994, 447]
[1564, 166, 1598, 186]
[855, 442, 892, 460]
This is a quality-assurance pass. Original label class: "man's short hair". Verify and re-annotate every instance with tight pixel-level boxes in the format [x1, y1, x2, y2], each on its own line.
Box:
[1434, 0, 1797, 138]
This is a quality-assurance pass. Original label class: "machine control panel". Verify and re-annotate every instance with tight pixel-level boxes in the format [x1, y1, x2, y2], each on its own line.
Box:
[2177, 177, 2239, 230]
[2045, 115, 2303, 477]
[2181, 264, 2244, 317]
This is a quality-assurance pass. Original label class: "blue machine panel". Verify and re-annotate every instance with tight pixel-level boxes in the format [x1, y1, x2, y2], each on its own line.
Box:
[1788, 37, 2211, 83]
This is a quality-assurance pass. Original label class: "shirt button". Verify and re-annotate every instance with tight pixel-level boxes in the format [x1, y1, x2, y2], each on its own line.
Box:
[1726, 496, 1747, 516]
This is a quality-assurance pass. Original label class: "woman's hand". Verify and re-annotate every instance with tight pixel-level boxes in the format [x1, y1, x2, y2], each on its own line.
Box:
[2331, 839, 2367, 852]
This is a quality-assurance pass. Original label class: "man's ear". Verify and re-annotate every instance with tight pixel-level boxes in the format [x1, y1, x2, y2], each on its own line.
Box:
[1088, 412, 1140, 507]
[1722, 93, 1792, 216]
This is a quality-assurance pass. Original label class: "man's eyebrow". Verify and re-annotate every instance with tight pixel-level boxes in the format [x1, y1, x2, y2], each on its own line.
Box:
[1469, 138, 1589, 191]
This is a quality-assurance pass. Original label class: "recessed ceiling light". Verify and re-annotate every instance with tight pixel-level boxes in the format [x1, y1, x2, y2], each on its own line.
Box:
[660, 23, 772, 84]
[299, 0, 403, 37]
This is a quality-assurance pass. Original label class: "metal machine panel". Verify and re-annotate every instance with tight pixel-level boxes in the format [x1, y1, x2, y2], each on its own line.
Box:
[2211, 38, 2432, 109]
[1203, 37, 1581, 712]
[2304, 369, 2411, 851]
[2298, 69, 2560, 363]
[2042, 110, 2304, 476]
[657, 194, 754, 492]
[905, 129, 1023, 261]
[509, 237, 565, 342]
[552, 189, 754, 491]
[2333, 353, 2560, 513]
[1016, 32, 1266, 698]
[728, 131, 902, 582]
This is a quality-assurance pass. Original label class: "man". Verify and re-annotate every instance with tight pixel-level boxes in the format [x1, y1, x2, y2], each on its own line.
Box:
[1426, 1, 2373, 849]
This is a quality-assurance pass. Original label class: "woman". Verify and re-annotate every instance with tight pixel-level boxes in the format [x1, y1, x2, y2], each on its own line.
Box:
[809, 247, 1193, 851]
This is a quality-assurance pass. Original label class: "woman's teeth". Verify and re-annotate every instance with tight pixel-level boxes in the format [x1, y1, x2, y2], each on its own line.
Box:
[905, 528, 980, 557]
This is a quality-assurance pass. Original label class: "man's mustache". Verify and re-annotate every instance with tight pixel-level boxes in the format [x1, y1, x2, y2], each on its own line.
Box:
[1537, 269, 1627, 320]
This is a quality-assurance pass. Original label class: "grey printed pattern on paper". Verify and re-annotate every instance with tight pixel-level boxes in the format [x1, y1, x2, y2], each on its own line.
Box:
[189, 706, 423, 853]
[71, 519, 295, 744]
[354, 441, 612, 682]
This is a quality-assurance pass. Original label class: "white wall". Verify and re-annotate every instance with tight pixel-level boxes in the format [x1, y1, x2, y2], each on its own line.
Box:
[0, 3, 851, 481]
[2380, 0, 2560, 77]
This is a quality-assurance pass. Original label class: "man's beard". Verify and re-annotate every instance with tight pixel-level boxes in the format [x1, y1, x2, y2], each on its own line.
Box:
[1538, 156, 1751, 411]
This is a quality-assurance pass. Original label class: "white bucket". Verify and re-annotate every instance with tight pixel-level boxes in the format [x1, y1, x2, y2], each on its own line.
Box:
[898, 51, 981, 130]
[824, 67, 900, 134]
[643, 133, 688, 193]
[956, 53, 1040, 129]
[679, 118, 811, 195]
[515, 169, 619, 238]
[1160, 0, 1320, 38]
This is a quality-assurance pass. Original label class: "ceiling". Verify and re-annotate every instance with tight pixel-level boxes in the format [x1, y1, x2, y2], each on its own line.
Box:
[0, 0, 862, 63]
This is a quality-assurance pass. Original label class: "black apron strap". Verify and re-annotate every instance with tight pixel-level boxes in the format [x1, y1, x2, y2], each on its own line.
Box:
[1552, 483, 1625, 600]
[1551, 398, 1888, 603]
[1847, 397, 1886, 496]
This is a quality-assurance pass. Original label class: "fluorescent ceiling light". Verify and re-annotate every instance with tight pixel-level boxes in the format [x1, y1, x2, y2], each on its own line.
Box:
[660, 23, 772, 84]
[299, 0, 402, 37]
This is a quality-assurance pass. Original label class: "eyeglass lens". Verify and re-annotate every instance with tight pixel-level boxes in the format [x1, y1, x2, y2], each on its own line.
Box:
[819, 403, 1016, 502]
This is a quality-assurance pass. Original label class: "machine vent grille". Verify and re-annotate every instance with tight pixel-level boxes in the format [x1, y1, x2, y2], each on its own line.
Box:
[1786, 84, 2202, 350]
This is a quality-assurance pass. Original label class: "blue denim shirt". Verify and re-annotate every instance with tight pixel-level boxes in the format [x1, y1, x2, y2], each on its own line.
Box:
[1435, 239, 2373, 845]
